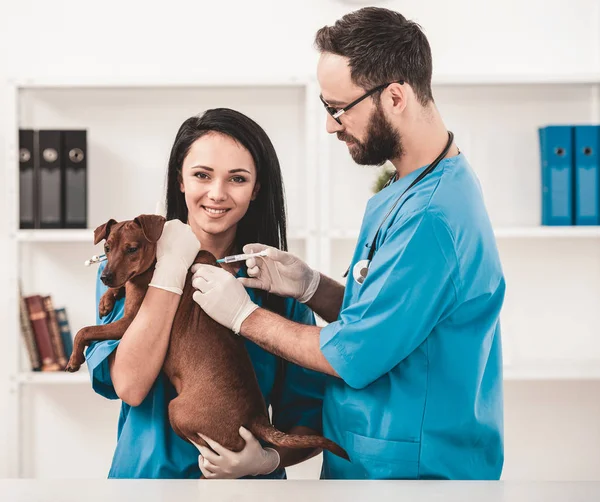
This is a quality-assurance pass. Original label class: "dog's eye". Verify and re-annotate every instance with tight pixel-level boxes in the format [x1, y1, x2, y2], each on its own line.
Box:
[127, 247, 138, 254]
[104, 245, 110, 254]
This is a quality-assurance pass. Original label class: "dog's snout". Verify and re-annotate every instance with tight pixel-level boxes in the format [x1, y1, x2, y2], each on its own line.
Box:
[100, 270, 114, 285]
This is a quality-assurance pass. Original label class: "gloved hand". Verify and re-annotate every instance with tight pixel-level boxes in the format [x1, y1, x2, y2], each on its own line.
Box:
[148, 220, 201, 295]
[193, 426, 280, 479]
[191, 264, 259, 334]
[238, 243, 320, 303]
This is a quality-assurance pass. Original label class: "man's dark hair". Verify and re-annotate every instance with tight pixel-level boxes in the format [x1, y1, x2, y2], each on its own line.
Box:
[314, 7, 434, 106]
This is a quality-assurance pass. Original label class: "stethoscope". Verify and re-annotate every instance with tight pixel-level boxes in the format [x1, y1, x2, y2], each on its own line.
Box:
[344, 131, 455, 285]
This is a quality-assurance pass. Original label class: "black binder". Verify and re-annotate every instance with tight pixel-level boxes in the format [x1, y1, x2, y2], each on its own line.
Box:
[62, 130, 87, 228]
[37, 130, 63, 229]
[18, 129, 36, 229]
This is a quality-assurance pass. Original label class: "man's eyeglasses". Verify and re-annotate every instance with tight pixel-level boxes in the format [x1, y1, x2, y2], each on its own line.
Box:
[319, 80, 405, 125]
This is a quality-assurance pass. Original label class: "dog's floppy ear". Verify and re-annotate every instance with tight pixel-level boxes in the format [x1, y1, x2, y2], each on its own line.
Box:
[94, 219, 117, 245]
[134, 214, 166, 243]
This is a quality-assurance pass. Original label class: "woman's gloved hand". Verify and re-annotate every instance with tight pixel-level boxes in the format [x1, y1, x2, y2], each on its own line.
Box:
[148, 220, 201, 295]
[193, 426, 280, 479]
[238, 243, 320, 303]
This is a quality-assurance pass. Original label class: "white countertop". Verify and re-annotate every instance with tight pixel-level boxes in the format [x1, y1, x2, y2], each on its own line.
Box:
[1, 479, 599, 502]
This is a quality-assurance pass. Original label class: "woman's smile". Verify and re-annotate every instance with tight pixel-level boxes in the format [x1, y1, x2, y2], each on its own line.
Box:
[202, 205, 231, 218]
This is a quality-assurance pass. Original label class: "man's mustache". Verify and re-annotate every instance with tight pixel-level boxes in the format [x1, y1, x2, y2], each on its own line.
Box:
[337, 132, 358, 143]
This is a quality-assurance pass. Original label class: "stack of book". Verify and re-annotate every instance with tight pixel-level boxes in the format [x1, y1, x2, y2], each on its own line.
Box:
[19, 293, 74, 371]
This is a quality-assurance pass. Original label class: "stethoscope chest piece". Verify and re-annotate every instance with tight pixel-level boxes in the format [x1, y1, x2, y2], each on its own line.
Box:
[352, 259, 370, 285]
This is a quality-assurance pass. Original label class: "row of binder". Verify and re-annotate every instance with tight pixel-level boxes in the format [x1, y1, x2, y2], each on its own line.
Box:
[539, 124, 600, 226]
[19, 129, 88, 229]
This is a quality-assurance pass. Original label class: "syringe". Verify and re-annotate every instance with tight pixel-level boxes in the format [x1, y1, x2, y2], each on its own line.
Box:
[216, 250, 268, 264]
[84, 254, 107, 267]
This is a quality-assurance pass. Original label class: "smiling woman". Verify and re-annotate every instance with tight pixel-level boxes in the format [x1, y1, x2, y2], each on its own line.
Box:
[83, 107, 330, 480]
[165, 109, 288, 264]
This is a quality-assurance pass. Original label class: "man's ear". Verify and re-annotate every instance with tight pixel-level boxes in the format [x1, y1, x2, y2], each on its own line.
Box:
[134, 214, 166, 243]
[387, 81, 407, 115]
[251, 181, 261, 201]
[94, 219, 117, 245]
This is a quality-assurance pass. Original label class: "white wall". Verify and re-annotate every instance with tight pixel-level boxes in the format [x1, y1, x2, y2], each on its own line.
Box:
[1, 0, 600, 480]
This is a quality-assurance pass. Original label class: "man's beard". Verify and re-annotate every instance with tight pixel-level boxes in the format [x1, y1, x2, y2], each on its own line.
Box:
[337, 103, 402, 166]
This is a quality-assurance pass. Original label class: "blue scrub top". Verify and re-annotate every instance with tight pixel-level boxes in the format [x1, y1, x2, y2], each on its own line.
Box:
[86, 263, 325, 479]
[320, 153, 505, 480]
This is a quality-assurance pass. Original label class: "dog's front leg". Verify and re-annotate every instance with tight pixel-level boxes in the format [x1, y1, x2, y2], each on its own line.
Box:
[65, 315, 135, 372]
[99, 287, 124, 318]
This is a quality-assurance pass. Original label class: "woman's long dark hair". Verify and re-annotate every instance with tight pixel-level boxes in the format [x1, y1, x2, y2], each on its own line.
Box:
[165, 108, 288, 315]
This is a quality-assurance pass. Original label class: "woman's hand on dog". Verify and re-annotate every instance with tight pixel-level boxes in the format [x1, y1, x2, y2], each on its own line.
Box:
[149, 220, 200, 295]
[192, 426, 280, 479]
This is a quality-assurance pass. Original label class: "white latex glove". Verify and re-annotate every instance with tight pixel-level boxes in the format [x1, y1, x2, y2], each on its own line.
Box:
[238, 243, 320, 303]
[192, 426, 280, 479]
[148, 220, 201, 295]
[191, 264, 259, 334]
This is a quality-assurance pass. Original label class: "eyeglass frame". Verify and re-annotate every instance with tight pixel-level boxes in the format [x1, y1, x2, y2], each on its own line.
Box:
[319, 80, 405, 125]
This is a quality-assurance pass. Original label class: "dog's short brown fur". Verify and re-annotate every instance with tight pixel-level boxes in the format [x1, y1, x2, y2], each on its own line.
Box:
[67, 214, 348, 461]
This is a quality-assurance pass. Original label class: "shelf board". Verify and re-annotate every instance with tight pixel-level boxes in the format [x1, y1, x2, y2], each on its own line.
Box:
[19, 227, 595, 243]
[16, 370, 90, 385]
[504, 362, 600, 380]
[16, 229, 94, 243]
[10, 74, 600, 90]
[12, 75, 309, 90]
[495, 226, 600, 238]
[432, 73, 600, 86]
[325, 226, 600, 240]
[16, 228, 311, 243]
[15, 363, 600, 385]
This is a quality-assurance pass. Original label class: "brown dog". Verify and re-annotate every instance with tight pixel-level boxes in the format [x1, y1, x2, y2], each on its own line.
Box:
[66, 214, 349, 462]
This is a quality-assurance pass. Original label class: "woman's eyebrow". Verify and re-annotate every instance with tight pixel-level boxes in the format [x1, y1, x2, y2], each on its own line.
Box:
[189, 165, 251, 175]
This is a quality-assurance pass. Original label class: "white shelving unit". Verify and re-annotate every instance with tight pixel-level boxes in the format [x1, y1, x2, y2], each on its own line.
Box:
[5, 72, 600, 479]
[4, 76, 321, 479]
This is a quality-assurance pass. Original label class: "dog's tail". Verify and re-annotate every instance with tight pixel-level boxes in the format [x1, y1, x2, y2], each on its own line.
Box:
[249, 418, 350, 461]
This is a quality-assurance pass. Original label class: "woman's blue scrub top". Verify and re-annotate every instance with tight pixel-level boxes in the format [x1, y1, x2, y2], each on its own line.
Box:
[86, 264, 325, 479]
[320, 154, 505, 480]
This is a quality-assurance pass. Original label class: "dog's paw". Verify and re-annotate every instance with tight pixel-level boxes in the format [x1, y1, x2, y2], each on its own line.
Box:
[65, 360, 81, 372]
[99, 294, 116, 318]
[65, 350, 85, 372]
[65, 362, 80, 373]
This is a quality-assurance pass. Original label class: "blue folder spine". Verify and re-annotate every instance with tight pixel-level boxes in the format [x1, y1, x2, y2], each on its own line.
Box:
[539, 125, 575, 226]
[574, 125, 600, 225]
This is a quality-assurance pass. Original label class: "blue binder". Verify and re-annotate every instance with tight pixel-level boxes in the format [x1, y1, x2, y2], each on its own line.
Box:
[539, 125, 574, 225]
[574, 125, 600, 225]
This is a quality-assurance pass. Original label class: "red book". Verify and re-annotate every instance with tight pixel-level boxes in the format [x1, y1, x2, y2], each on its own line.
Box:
[24, 295, 61, 371]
